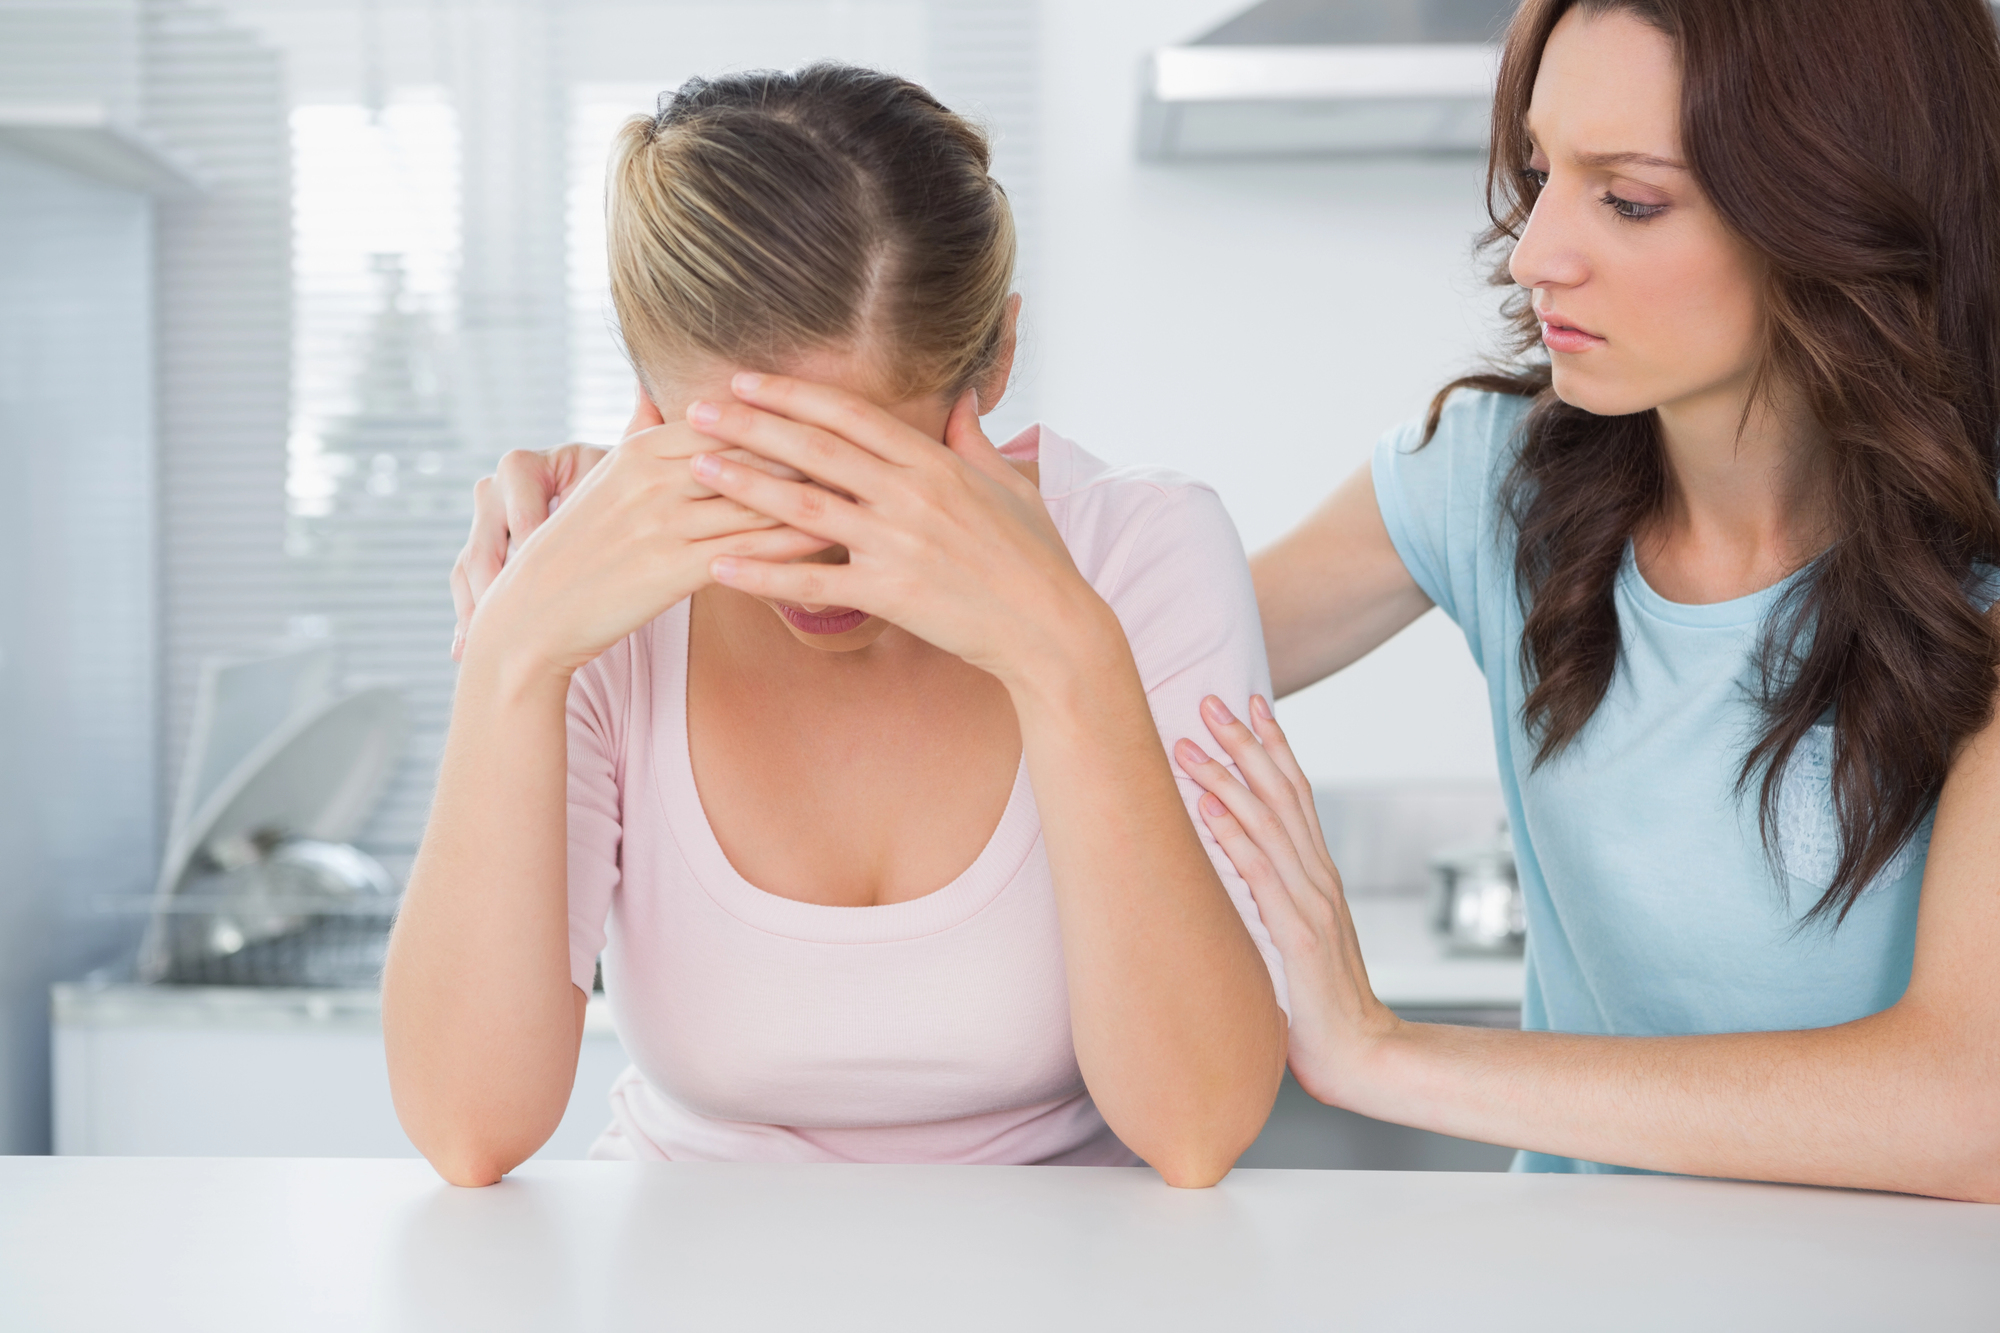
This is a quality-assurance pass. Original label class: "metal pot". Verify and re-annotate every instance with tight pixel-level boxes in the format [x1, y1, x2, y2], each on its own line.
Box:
[1428, 823, 1525, 956]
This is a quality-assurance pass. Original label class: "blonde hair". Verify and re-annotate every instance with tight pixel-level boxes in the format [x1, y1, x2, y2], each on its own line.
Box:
[607, 64, 1017, 403]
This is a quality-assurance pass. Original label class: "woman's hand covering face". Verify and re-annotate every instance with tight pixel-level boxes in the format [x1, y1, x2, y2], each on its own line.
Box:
[684, 373, 1105, 688]
[454, 391, 830, 679]
[449, 391, 824, 664]
[1174, 694, 1403, 1106]
[451, 441, 605, 661]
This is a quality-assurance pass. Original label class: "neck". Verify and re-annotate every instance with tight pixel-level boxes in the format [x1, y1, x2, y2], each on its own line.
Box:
[1638, 372, 1832, 601]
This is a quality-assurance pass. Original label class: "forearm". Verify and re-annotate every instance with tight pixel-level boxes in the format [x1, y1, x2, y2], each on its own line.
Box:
[1355, 1003, 2000, 1200]
[381, 652, 584, 1185]
[1005, 607, 1287, 1187]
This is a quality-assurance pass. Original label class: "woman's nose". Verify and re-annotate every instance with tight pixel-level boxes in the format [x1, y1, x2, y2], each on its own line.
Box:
[1508, 185, 1588, 293]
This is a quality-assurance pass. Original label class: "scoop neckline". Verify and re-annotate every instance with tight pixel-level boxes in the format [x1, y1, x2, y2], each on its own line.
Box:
[649, 430, 1055, 943]
[1616, 541, 1810, 629]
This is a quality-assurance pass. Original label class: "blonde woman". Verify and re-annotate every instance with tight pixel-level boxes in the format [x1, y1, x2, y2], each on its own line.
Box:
[384, 66, 1287, 1187]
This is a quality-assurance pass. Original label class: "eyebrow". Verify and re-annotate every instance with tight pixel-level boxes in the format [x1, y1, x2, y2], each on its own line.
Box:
[1573, 149, 1688, 171]
[1522, 120, 1687, 172]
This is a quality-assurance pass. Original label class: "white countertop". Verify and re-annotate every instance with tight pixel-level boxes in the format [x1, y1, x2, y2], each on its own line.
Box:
[2, 1157, 1991, 1331]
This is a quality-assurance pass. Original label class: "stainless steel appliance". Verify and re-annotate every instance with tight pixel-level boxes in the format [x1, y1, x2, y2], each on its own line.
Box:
[1428, 823, 1525, 955]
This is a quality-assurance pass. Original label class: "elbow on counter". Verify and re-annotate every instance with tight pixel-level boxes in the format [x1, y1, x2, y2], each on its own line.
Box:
[425, 1146, 512, 1189]
[407, 1121, 532, 1189]
[388, 1076, 552, 1188]
[1138, 1078, 1286, 1189]
[1142, 1014, 1290, 1189]
[382, 1031, 567, 1187]
[1143, 1094, 1276, 1188]
[1150, 1147, 1243, 1191]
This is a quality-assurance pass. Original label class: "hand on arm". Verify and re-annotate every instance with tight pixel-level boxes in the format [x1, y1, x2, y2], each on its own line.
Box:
[1180, 688, 2000, 1202]
[683, 374, 1288, 1185]
[385, 395, 826, 1186]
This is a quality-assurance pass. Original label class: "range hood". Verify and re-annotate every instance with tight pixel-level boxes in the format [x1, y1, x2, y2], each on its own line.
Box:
[1138, 0, 1518, 160]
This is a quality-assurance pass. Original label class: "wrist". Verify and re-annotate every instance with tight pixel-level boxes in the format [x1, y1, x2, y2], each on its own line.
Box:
[993, 591, 1134, 720]
[456, 621, 576, 707]
[1327, 1011, 1429, 1120]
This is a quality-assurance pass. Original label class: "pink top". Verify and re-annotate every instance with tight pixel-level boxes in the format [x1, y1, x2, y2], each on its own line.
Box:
[564, 425, 1289, 1166]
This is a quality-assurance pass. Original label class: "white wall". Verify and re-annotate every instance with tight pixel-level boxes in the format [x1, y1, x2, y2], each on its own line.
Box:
[1029, 0, 1507, 787]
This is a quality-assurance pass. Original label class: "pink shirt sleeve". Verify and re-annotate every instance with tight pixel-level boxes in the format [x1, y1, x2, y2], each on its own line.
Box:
[1098, 483, 1294, 1019]
[565, 641, 630, 995]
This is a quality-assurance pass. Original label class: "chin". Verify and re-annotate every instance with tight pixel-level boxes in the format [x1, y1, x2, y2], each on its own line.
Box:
[1547, 362, 1659, 419]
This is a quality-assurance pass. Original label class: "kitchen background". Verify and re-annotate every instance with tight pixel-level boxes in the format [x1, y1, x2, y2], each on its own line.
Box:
[0, 0, 1512, 1163]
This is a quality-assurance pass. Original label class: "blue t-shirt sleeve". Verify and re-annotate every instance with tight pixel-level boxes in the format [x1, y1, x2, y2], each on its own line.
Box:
[1369, 389, 1533, 669]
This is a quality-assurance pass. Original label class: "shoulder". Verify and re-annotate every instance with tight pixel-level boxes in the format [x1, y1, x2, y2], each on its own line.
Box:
[1020, 426, 1260, 682]
[1026, 425, 1246, 598]
[1373, 385, 1538, 532]
[1370, 386, 1536, 633]
[1387, 385, 1536, 469]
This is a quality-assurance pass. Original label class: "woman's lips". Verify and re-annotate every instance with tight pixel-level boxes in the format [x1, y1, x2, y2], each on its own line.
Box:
[1538, 314, 1606, 354]
[780, 604, 870, 636]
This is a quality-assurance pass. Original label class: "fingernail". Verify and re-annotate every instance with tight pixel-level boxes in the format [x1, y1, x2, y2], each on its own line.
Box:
[1200, 794, 1226, 818]
[1176, 739, 1211, 766]
[710, 556, 739, 582]
[1251, 694, 1273, 721]
[1201, 696, 1234, 725]
[731, 372, 763, 395]
[688, 401, 721, 426]
[450, 630, 464, 659]
[690, 453, 721, 481]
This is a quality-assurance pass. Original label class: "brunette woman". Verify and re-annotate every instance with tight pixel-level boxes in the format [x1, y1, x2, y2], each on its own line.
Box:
[386, 67, 1288, 1188]
[1183, 0, 2000, 1198]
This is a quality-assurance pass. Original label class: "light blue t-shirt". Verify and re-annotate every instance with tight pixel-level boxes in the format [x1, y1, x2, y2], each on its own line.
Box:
[1372, 389, 1970, 1175]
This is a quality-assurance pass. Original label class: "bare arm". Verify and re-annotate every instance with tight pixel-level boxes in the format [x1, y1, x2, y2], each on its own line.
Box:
[386, 403, 823, 1186]
[382, 660, 589, 1186]
[1253, 462, 1433, 698]
[1010, 615, 1288, 1187]
[1180, 667, 2000, 1202]
[686, 376, 1287, 1187]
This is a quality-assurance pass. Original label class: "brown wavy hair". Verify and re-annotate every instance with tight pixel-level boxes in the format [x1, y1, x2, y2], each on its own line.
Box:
[1433, 0, 2000, 923]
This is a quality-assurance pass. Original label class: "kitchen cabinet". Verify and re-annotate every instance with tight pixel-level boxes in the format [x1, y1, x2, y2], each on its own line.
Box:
[53, 985, 628, 1159]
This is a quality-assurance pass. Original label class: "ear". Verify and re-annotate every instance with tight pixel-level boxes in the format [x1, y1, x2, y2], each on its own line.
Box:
[974, 292, 1022, 415]
[625, 379, 667, 438]
[942, 387, 1015, 484]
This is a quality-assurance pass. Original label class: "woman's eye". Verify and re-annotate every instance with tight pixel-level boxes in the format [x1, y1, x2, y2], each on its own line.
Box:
[1601, 191, 1667, 222]
[1518, 167, 1549, 190]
